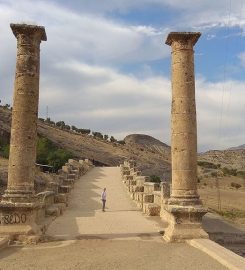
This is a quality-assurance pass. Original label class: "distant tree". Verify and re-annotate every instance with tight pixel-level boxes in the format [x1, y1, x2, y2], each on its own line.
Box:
[71, 125, 78, 132]
[104, 134, 109, 141]
[64, 125, 71, 130]
[3, 104, 10, 109]
[92, 132, 103, 139]
[79, 129, 91, 135]
[118, 140, 125, 145]
[56, 121, 66, 129]
[110, 136, 117, 142]
[39, 118, 45, 122]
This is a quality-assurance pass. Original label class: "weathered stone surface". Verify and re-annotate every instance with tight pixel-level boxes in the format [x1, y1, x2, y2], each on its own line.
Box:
[144, 182, 160, 194]
[162, 205, 208, 242]
[54, 194, 69, 206]
[143, 194, 154, 203]
[4, 24, 46, 200]
[0, 23, 47, 239]
[163, 32, 208, 242]
[143, 203, 161, 216]
[58, 185, 72, 194]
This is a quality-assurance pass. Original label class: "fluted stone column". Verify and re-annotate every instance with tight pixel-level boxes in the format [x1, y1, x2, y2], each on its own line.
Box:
[162, 32, 208, 242]
[0, 24, 46, 238]
[4, 24, 46, 201]
[167, 32, 200, 205]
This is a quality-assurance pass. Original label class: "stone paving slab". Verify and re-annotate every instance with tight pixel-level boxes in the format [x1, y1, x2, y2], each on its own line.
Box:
[188, 239, 245, 270]
[0, 236, 9, 251]
[46, 167, 165, 241]
[0, 167, 228, 270]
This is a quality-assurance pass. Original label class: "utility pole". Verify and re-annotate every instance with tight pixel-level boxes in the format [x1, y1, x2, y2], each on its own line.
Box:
[46, 105, 49, 120]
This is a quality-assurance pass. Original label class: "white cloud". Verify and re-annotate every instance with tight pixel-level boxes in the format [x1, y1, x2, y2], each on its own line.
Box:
[37, 59, 245, 151]
[0, 0, 168, 103]
[55, 0, 245, 31]
[0, 0, 244, 152]
[238, 52, 245, 66]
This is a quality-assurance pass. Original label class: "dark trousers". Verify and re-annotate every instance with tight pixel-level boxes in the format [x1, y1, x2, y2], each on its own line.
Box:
[102, 199, 106, 211]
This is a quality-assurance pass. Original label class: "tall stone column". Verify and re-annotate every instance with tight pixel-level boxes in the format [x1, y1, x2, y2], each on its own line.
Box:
[0, 24, 47, 238]
[162, 32, 208, 242]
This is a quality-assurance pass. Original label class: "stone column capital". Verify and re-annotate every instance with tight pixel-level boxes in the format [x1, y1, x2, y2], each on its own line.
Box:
[10, 23, 47, 42]
[165, 32, 201, 50]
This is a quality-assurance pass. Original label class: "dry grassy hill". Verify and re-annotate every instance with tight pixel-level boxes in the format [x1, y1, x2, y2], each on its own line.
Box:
[0, 106, 170, 178]
[199, 150, 245, 170]
[1, 106, 244, 177]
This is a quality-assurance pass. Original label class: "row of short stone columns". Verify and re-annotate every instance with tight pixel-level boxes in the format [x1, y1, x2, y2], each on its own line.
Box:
[0, 22, 208, 244]
[43, 159, 93, 216]
[120, 160, 166, 216]
[120, 160, 208, 243]
[0, 158, 93, 242]
[120, 32, 209, 243]
[0, 22, 95, 242]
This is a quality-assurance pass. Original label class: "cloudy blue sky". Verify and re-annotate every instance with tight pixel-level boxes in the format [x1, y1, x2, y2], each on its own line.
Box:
[0, 0, 244, 151]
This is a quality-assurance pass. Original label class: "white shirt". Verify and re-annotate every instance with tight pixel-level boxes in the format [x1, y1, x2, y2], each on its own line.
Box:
[101, 191, 107, 200]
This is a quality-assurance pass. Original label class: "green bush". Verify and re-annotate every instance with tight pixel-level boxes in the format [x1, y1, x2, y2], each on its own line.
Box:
[47, 149, 73, 171]
[36, 137, 73, 171]
[149, 175, 161, 183]
[237, 171, 245, 179]
[1, 144, 10, 158]
[0, 137, 73, 172]
[197, 161, 219, 169]
[211, 172, 218, 177]
[230, 182, 242, 189]
[222, 167, 237, 176]
[92, 132, 103, 139]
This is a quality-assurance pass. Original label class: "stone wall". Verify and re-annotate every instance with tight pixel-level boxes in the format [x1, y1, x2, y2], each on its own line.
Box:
[0, 158, 93, 242]
[120, 160, 170, 217]
[39, 159, 93, 218]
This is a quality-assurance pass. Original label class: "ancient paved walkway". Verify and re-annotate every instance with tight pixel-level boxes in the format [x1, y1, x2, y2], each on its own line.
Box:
[0, 167, 228, 270]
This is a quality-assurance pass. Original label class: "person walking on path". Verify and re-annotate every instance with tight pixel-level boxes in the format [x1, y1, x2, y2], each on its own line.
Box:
[101, 188, 107, 212]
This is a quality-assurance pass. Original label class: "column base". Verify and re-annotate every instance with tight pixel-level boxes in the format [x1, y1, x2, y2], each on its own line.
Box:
[2, 189, 35, 204]
[0, 199, 45, 243]
[162, 204, 208, 243]
[168, 196, 202, 206]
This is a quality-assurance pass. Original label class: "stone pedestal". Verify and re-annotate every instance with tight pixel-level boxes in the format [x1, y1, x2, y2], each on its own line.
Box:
[0, 23, 47, 239]
[163, 32, 208, 242]
[0, 202, 44, 239]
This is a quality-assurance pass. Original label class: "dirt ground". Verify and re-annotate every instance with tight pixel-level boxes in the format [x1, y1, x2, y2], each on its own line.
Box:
[198, 176, 245, 225]
[0, 239, 228, 270]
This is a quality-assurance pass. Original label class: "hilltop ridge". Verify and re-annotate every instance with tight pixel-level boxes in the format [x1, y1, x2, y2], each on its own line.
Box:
[0, 106, 244, 176]
[0, 107, 171, 178]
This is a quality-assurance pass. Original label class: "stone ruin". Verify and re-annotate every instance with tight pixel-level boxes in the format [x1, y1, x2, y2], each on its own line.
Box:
[0, 157, 93, 242]
[120, 160, 168, 216]
[0, 23, 208, 244]
[0, 23, 95, 242]
[120, 32, 208, 243]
